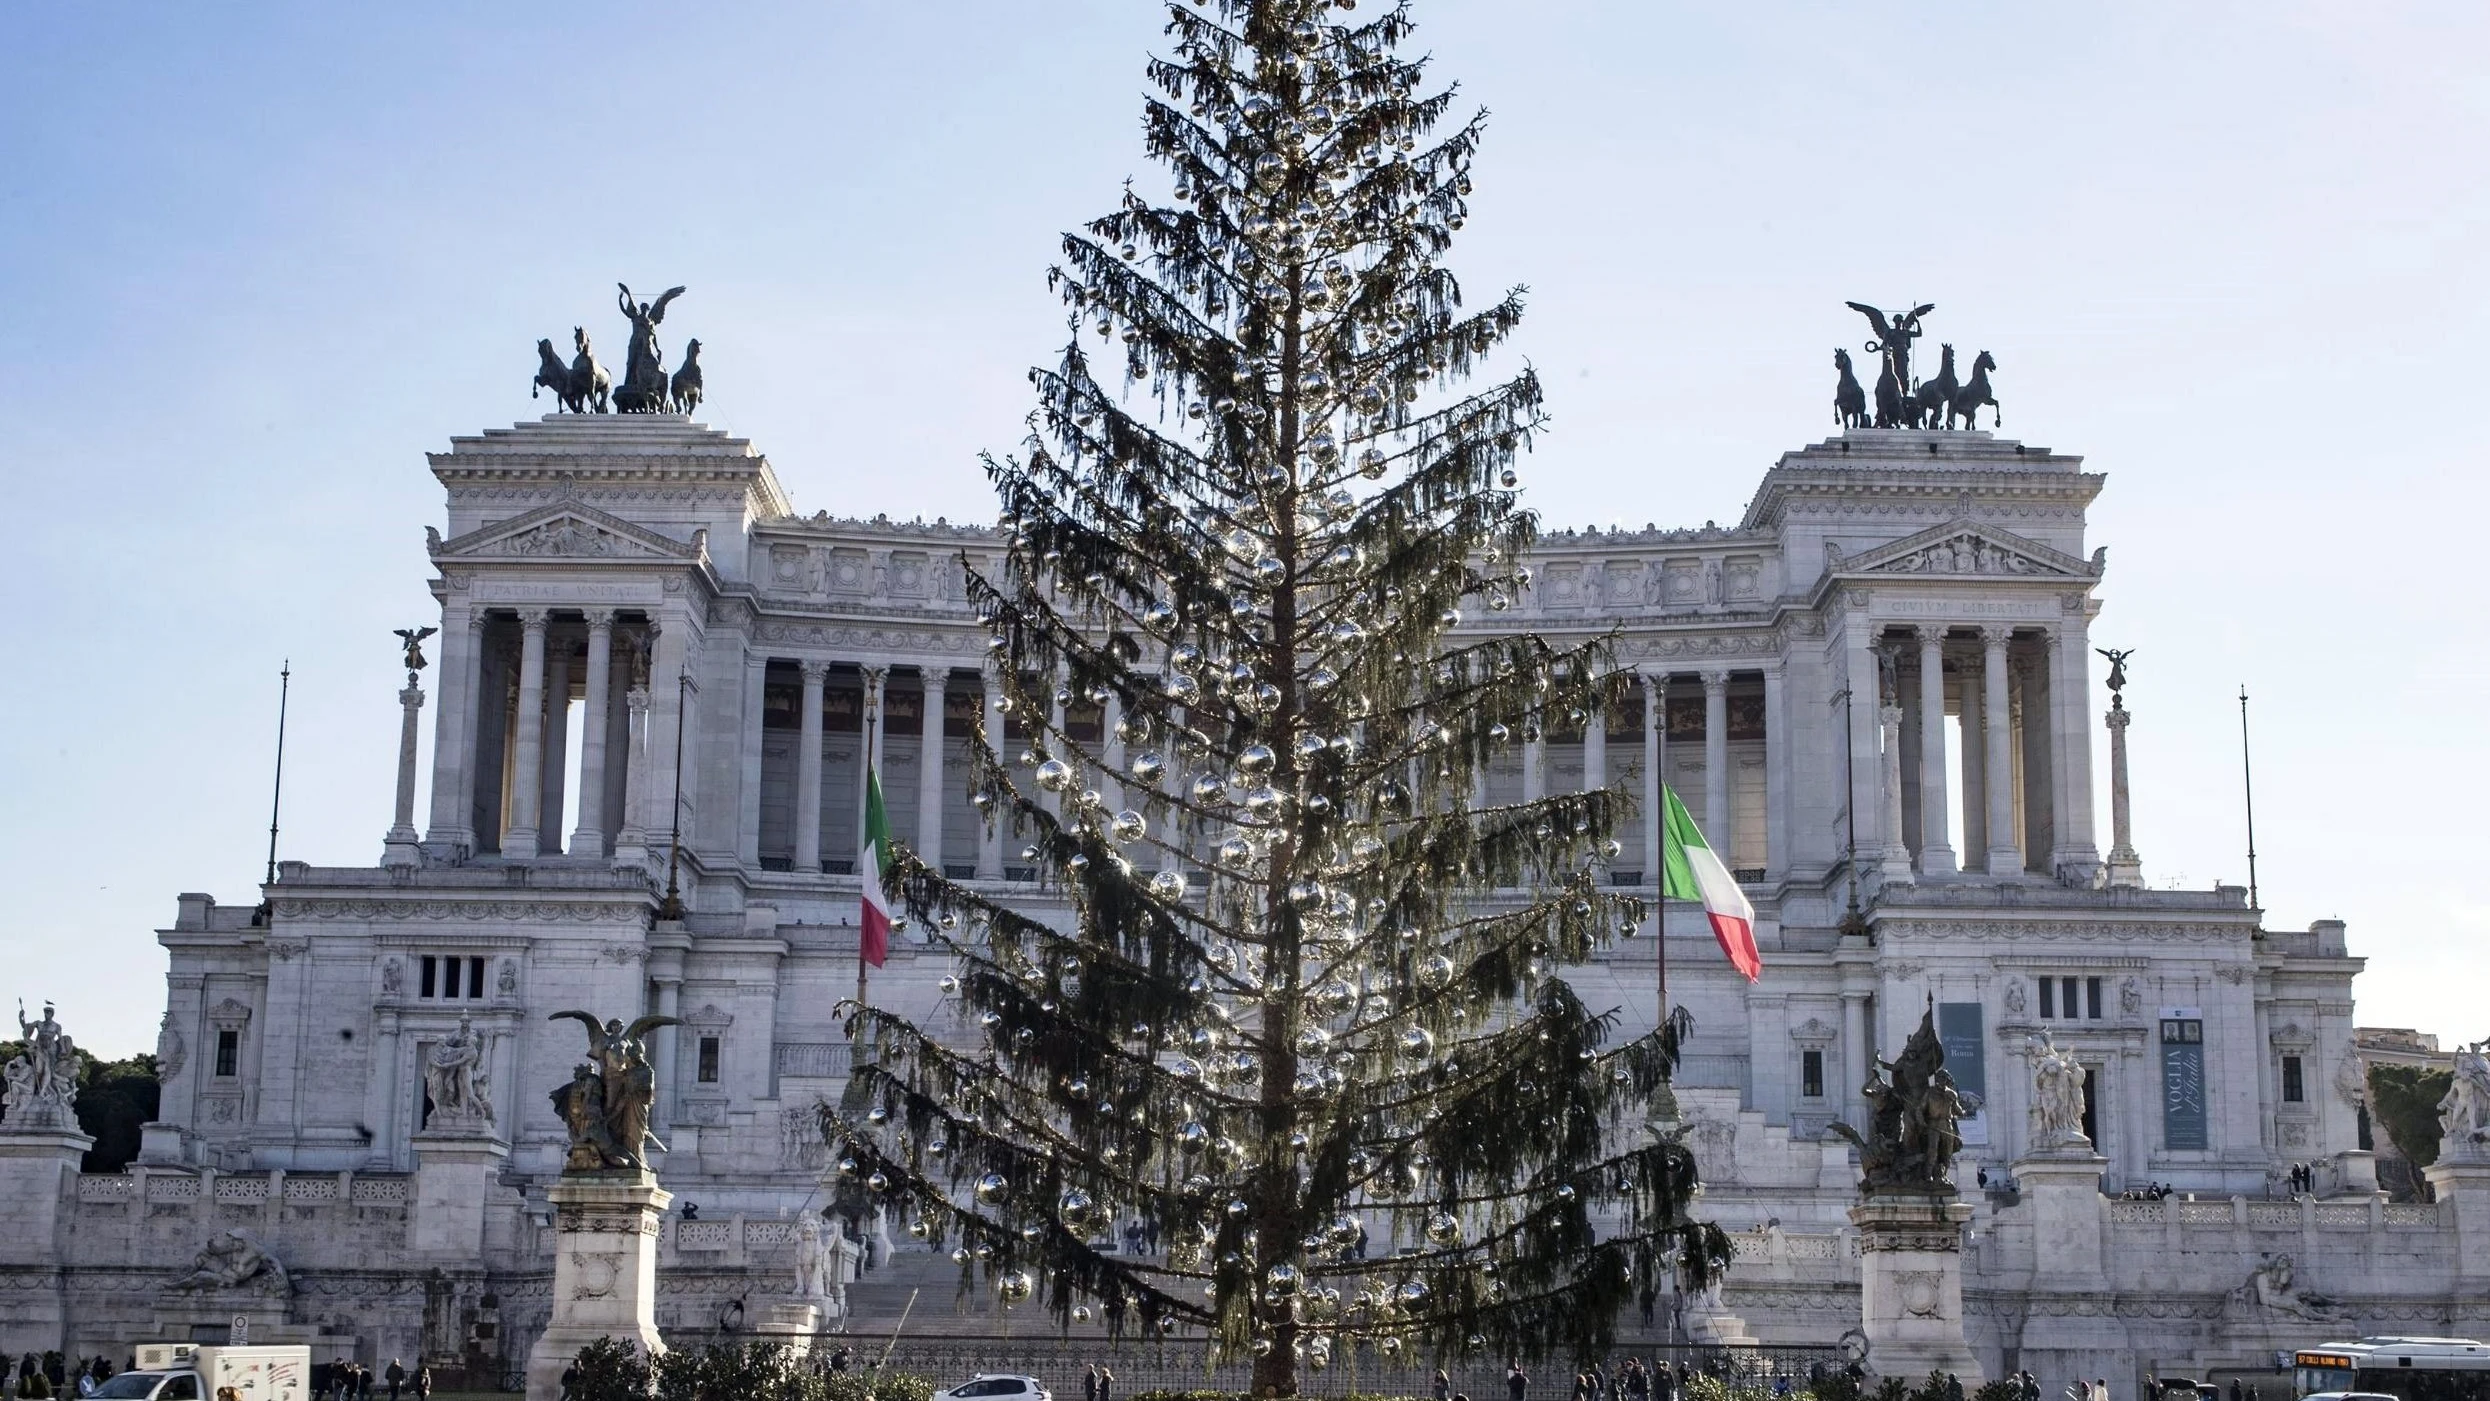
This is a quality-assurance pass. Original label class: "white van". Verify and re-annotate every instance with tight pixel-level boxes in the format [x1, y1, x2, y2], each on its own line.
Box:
[97, 1347, 310, 1401]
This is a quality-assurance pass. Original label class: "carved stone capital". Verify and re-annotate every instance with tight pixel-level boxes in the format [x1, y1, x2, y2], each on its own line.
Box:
[799, 659, 831, 685]
[1914, 624, 1950, 646]
[517, 607, 550, 632]
[582, 608, 616, 632]
[1979, 625, 2014, 649]
[1701, 669, 1730, 696]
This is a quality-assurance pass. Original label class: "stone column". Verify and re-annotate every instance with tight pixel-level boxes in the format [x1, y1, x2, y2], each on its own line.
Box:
[794, 661, 828, 875]
[424, 604, 484, 854]
[369, 1009, 402, 1169]
[978, 670, 1005, 879]
[1583, 693, 1607, 792]
[1762, 666, 1787, 878]
[614, 686, 652, 866]
[523, 1171, 672, 1401]
[2104, 698, 2143, 888]
[571, 612, 615, 858]
[650, 972, 682, 1134]
[1958, 658, 1987, 864]
[540, 636, 573, 855]
[1641, 670, 1665, 884]
[504, 608, 550, 859]
[1845, 617, 1886, 868]
[1915, 628, 1955, 876]
[737, 654, 768, 868]
[645, 620, 687, 852]
[2053, 620, 2103, 876]
[1981, 626, 2021, 876]
[1841, 991, 1870, 1131]
[920, 670, 950, 867]
[1877, 648, 1911, 880]
[1702, 670, 1731, 846]
[383, 669, 427, 868]
[1522, 720, 1546, 803]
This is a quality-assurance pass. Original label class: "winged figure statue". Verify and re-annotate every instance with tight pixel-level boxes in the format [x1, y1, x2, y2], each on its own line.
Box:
[394, 626, 438, 673]
[615, 283, 687, 413]
[548, 1009, 683, 1172]
[1845, 300, 1936, 404]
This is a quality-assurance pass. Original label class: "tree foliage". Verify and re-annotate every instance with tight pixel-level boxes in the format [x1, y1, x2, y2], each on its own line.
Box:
[822, 1, 1723, 1395]
[2368, 1063, 2451, 1171]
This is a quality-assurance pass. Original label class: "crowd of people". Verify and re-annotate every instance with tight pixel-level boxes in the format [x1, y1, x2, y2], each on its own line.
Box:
[7, 1354, 111, 1398]
[307, 1360, 426, 1401]
[2116, 1183, 2175, 1202]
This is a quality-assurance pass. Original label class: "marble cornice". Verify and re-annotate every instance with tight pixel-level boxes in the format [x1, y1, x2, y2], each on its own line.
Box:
[272, 897, 652, 926]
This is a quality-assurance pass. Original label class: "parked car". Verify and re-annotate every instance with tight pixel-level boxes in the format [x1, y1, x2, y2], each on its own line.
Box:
[934, 1376, 1051, 1401]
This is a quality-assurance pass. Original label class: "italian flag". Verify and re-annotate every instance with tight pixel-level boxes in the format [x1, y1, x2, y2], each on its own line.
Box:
[1660, 785, 1761, 982]
[860, 765, 893, 969]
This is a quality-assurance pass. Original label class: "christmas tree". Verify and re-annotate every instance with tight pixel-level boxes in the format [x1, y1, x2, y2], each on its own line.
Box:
[831, 1, 1729, 1391]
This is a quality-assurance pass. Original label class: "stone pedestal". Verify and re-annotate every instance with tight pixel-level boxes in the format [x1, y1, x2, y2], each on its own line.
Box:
[755, 1303, 824, 1357]
[2330, 1149, 2379, 1198]
[411, 1129, 510, 1260]
[1850, 1194, 1983, 1386]
[0, 1128, 94, 1355]
[2012, 1150, 2108, 1285]
[2423, 1158, 2490, 1288]
[137, 1121, 189, 1166]
[523, 1171, 671, 1401]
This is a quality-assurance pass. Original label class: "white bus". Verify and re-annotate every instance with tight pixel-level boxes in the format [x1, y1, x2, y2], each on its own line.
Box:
[2294, 1339, 2490, 1401]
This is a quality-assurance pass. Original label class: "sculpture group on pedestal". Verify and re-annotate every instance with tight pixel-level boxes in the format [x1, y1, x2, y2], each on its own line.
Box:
[2227, 1252, 2340, 1322]
[2027, 1032, 2091, 1152]
[2439, 1040, 2490, 1160]
[530, 285, 703, 416]
[3, 1001, 82, 1131]
[1836, 302, 2000, 431]
[548, 1010, 680, 1172]
[1832, 1002, 1973, 1194]
[422, 1017, 497, 1131]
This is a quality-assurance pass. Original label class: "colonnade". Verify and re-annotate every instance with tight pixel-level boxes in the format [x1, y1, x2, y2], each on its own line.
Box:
[755, 661, 993, 880]
[422, 606, 662, 862]
[1858, 622, 2098, 882]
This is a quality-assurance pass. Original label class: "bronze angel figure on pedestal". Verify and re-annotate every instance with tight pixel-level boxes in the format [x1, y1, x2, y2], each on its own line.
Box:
[547, 1009, 681, 1172]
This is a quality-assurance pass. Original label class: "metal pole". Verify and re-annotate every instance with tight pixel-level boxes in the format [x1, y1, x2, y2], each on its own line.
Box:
[264, 661, 291, 885]
[858, 703, 878, 1024]
[2239, 685, 2259, 910]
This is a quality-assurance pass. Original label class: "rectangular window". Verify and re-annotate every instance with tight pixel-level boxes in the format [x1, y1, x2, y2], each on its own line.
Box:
[2160, 1016, 2208, 1150]
[1801, 1049, 1824, 1099]
[2061, 978, 2080, 1020]
[2086, 977, 2103, 1020]
[469, 956, 487, 999]
[2038, 979, 2056, 1019]
[420, 956, 438, 999]
[698, 1036, 722, 1084]
[2282, 1054, 2304, 1103]
[214, 1029, 239, 1078]
[442, 957, 461, 999]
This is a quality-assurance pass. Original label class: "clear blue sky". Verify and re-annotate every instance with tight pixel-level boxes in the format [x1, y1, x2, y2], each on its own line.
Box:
[5, 2, 2486, 1057]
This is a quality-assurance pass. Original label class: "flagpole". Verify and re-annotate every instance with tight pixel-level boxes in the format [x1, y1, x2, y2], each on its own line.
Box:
[2238, 685, 2259, 910]
[857, 698, 878, 1029]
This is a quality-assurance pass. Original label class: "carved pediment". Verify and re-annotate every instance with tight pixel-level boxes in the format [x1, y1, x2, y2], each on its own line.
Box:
[1842, 519, 2098, 580]
[431, 503, 700, 562]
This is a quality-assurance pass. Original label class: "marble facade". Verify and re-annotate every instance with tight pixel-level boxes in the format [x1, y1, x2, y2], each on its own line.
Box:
[15, 414, 2481, 1392]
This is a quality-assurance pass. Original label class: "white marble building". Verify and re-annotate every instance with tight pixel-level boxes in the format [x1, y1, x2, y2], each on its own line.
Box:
[8, 413, 2479, 1390]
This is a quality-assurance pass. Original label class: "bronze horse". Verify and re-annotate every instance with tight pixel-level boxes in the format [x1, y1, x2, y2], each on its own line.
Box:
[1948, 350, 1999, 430]
[1833, 349, 1868, 430]
[531, 330, 610, 413]
[670, 338, 704, 415]
[1913, 344, 1961, 429]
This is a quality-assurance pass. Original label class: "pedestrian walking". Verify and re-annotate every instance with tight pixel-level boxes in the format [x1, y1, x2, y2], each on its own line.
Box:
[1436, 1370, 1453, 1401]
[1084, 1365, 1099, 1401]
[558, 1363, 578, 1401]
[1097, 1367, 1114, 1401]
[413, 1368, 430, 1401]
[1508, 1361, 1530, 1401]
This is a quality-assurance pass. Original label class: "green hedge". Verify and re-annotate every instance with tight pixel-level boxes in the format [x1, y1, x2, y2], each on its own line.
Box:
[564, 1338, 934, 1401]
